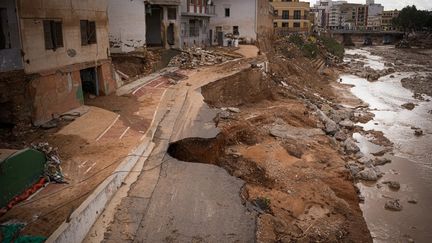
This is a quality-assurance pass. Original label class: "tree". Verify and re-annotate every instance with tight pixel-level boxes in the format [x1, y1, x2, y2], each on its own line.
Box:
[393, 5, 432, 32]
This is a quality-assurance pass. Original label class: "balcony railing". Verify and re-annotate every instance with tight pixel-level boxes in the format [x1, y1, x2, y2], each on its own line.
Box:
[275, 27, 309, 35]
[274, 15, 309, 20]
[184, 5, 215, 16]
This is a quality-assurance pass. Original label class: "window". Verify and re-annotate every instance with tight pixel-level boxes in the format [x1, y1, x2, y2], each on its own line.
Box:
[80, 20, 97, 46]
[282, 23, 288, 27]
[43, 20, 63, 50]
[294, 10, 301, 20]
[168, 7, 177, 20]
[274, 10, 278, 15]
[189, 19, 199, 37]
[293, 22, 300, 28]
[273, 22, 278, 27]
[0, 8, 9, 49]
[225, 8, 230, 17]
[282, 10, 289, 19]
[233, 26, 239, 35]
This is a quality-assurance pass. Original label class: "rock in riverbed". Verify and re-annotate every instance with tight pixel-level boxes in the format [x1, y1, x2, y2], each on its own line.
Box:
[383, 181, 400, 190]
[344, 138, 360, 154]
[356, 166, 383, 181]
[401, 102, 416, 110]
[325, 120, 338, 135]
[385, 199, 403, 211]
[374, 157, 391, 166]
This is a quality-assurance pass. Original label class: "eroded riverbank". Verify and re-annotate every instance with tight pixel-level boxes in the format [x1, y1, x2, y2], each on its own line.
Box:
[341, 46, 432, 242]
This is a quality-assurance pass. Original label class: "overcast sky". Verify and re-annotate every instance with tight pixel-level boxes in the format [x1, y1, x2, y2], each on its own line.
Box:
[308, 0, 432, 10]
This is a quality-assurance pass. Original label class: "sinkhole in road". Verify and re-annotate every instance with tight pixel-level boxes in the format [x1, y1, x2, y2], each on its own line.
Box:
[167, 134, 274, 188]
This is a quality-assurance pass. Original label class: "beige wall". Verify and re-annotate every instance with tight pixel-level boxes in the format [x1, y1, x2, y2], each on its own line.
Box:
[18, 0, 110, 74]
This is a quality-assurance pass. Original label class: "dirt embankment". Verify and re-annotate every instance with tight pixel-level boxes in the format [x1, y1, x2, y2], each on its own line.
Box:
[169, 66, 372, 242]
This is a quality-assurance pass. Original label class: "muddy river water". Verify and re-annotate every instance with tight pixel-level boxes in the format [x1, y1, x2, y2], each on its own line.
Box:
[341, 47, 432, 242]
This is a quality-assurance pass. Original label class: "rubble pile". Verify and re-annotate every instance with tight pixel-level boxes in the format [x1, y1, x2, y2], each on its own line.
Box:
[32, 142, 66, 183]
[168, 47, 234, 69]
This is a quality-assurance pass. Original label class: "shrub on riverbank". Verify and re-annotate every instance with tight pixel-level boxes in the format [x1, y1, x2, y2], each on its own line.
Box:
[319, 36, 345, 59]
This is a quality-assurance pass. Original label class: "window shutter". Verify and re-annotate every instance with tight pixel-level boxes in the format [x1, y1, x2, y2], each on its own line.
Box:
[43, 20, 53, 49]
[88, 21, 96, 44]
[80, 20, 88, 45]
[54, 21, 63, 47]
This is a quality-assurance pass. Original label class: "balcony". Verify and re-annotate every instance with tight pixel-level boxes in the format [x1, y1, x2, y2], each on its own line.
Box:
[275, 27, 309, 35]
[274, 15, 309, 20]
[182, 4, 216, 17]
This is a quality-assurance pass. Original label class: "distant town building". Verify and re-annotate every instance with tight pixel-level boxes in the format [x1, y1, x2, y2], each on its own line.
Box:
[209, 0, 273, 45]
[311, 0, 333, 30]
[366, 0, 383, 30]
[271, 0, 311, 34]
[382, 10, 399, 31]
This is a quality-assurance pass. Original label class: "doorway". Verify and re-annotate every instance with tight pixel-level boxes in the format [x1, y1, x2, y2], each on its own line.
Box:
[146, 6, 163, 46]
[80, 67, 99, 98]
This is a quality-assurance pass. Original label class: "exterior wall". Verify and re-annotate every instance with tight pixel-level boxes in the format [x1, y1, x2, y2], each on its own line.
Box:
[271, 0, 311, 33]
[30, 70, 83, 124]
[18, 0, 110, 74]
[16, 0, 116, 125]
[382, 10, 399, 31]
[0, 0, 23, 72]
[180, 0, 212, 47]
[366, 3, 383, 30]
[108, 0, 146, 53]
[256, 0, 274, 36]
[209, 0, 257, 44]
[145, 3, 181, 49]
[181, 16, 210, 47]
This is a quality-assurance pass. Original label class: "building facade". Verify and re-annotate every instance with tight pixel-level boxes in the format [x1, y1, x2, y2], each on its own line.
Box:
[271, 0, 311, 34]
[1, 0, 117, 125]
[108, 0, 147, 53]
[382, 10, 399, 31]
[366, 0, 383, 30]
[144, 0, 182, 49]
[209, 0, 272, 45]
[180, 0, 215, 47]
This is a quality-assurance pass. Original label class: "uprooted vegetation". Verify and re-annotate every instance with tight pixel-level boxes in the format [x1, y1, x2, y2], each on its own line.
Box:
[168, 64, 372, 242]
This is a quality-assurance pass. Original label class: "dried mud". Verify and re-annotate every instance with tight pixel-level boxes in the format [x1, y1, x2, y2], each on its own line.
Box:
[168, 69, 372, 242]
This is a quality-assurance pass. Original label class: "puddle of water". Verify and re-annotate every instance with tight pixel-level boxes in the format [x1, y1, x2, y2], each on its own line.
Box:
[341, 48, 432, 243]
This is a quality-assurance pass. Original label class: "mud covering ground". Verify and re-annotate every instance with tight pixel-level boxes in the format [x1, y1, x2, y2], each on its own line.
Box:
[344, 46, 432, 97]
[169, 68, 372, 242]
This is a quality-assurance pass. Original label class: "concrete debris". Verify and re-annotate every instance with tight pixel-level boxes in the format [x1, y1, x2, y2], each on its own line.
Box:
[227, 107, 241, 113]
[168, 47, 234, 69]
[346, 162, 363, 176]
[324, 120, 338, 135]
[356, 166, 383, 181]
[385, 199, 403, 211]
[32, 142, 66, 183]
[383, 181, 400, 190]
[218, 110, 231, 119]
[358, 157, 373, 166]
[374, 157, 391, 166]
[339, 119, 355, 129]
[334, 131, 347, 141]
[407, 199, 418, 204]
[344, 138, 360, 154]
